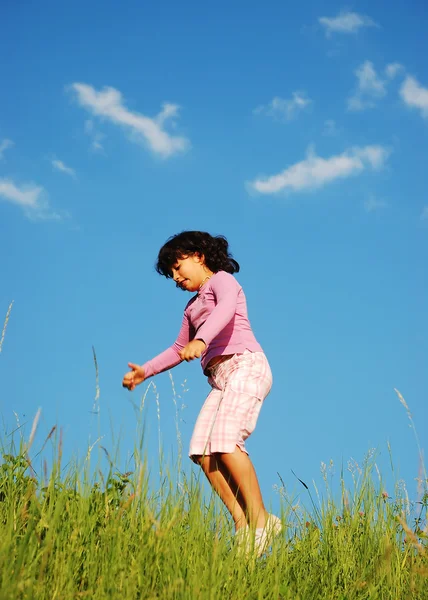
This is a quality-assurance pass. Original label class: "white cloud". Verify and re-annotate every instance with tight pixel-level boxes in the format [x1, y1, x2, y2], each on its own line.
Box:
[0, 139, 14, 160]
[319, 11, 377, 36]
[248, 144, 390, 195]
[156, 103, 180, 126]
[52, 159, 76, 178]
[364, 196, 388, 212]
[70, 83, 190, 158]
[421, 206, 428, 221]
[348, 61, 407, 111]
[254, 92, 312, 122]
[400, 75, 428, 118]
[0, 178, 42, 208]
[84, 119, 105, 153]
[385, 63, 404, 79]
[0, 178, 62, 220]
[348, 61, 387, 111]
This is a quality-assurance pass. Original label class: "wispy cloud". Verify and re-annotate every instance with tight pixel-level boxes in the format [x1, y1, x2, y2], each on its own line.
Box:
[69, 83, 190, 158]
[385, 63, 404, 79]
[323, 119, 339, 136]
[52, 159, 76, 178]
[254, 92, 311, 122]
[348, 61, 406, 111]
[364, 196, 388, 212]
[421, 206, 428, 221]
[84, 119, 105, 153]
[319, 11, 377, 36]
[247, 144, 390, 195]
[0, 178, 43, 208]
[348, 61, 386, 111]
[0, 178, 62, 220]
[0, 139, 14, 160]
[400, 75, 428, 118]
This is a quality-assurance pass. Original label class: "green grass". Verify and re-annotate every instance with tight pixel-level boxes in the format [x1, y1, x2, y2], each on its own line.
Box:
[0, 304, 427, 599]
[0, 421, 427, 600]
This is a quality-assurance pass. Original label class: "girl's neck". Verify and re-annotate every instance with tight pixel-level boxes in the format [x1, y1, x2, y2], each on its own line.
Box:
[199, 269, 215, 290]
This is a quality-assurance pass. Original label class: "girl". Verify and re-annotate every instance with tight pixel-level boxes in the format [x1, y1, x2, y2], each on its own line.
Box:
[122, 231, 281, 555]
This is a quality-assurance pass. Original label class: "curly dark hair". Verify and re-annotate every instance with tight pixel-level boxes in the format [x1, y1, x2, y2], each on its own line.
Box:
[156, 231, 240, 278]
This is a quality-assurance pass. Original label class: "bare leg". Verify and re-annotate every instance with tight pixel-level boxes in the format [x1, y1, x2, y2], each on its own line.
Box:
[217, 447, 268, 529]
[194, 446, 268, 530]
[196, 454, 247, 530]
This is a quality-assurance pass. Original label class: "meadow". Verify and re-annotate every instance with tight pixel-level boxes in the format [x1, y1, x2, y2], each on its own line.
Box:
[1, 304, 427, 599]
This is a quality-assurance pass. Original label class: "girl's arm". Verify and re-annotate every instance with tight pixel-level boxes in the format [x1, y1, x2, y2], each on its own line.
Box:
[195, 271, 239, 346]
[141, 311, 194, 379]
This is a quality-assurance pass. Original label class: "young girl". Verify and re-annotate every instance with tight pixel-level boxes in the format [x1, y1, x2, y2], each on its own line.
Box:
[122, 231, 281, 555]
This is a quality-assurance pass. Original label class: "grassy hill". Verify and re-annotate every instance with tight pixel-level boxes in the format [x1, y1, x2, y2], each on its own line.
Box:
[0, 433, 426, 600]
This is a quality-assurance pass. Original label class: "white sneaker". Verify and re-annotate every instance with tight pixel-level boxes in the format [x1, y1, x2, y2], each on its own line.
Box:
[254, 514, 282, 556]
[234, 525, 251, 556]
[234, 514, 282, 557]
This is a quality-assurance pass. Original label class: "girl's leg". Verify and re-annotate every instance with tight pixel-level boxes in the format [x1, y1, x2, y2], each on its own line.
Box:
[217, 446, 268, 529]
[195, 446, 268, 530]
[195, 454, 247, 530]
[191, 353, 272, 531]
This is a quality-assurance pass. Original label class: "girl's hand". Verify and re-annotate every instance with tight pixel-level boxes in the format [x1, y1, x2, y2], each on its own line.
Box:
[122, 363, 145, 391]
[179, 340, 206, 362]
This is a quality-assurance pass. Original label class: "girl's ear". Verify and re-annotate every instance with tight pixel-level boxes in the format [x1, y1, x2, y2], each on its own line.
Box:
[193, 252, 204, 264]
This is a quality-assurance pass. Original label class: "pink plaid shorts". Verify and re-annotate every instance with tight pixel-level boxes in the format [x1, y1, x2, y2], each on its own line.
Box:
[189, 351, 272, 460]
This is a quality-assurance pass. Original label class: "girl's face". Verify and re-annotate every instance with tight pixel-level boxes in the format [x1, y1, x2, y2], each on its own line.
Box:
[171, 254, 212, 292]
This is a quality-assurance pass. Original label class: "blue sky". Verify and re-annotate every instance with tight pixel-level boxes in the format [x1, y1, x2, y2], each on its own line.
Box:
[1, 1, 427, 512]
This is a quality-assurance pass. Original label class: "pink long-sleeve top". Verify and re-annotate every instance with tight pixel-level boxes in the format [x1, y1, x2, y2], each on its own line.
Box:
[142, 270, 263, 378]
